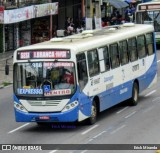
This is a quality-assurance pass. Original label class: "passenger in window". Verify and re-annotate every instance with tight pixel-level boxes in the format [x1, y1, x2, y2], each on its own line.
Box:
[63, 71, 74, 84]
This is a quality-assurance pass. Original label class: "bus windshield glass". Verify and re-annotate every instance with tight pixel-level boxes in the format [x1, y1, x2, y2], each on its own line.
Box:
[136, 11, 160, 32]
[14, 61, 76, 97]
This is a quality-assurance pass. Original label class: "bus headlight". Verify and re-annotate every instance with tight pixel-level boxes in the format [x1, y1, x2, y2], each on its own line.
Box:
[14, 101, 28, 113]
[62, 101, 79, 112]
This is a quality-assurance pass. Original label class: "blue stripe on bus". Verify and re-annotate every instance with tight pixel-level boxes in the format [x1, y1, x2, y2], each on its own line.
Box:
[14, 107, 79, 122]
[14, 55, 157, 122]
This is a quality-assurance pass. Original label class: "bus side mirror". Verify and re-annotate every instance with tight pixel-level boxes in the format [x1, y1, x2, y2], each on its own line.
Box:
[5, 65, 9, 75]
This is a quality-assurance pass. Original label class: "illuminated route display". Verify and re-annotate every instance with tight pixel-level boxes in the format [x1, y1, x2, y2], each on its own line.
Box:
[17, 50, 71, 59]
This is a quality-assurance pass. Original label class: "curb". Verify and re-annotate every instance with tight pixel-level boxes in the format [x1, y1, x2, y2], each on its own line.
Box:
[0, 83, 13, 89]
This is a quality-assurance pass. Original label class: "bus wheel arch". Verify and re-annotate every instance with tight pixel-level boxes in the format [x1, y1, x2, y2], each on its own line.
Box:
[87, 96, 100, 125]
[130, 80, 139, 106]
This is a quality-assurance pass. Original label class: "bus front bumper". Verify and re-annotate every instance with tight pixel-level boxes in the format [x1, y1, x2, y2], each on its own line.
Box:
[14, 107, 78, 122]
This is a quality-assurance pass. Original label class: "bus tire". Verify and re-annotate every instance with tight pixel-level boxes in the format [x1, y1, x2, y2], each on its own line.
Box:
[87, 101, 97, 125]
[130, 82, 139, 106]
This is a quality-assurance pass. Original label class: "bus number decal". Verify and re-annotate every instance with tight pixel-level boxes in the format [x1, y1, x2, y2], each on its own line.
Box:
[104, 76, 114, 82]
[20, 52, 30, 59]
[132, 64, 139, 72]
[91, 78, 100, 86]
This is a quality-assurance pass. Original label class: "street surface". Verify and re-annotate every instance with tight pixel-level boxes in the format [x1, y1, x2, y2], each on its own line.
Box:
[1, 51, 160, 153]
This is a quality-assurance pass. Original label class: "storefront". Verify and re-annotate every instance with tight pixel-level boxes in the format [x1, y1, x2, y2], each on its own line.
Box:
[31, 17, 50, 44]
[0, 2, 58, 53]
[5, 24, 15, 51]
[19, 20, 31, 47]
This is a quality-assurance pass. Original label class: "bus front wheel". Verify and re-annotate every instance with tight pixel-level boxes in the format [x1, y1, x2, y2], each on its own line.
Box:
[130, 82, 139, 106]
[87, 101, 97, 125]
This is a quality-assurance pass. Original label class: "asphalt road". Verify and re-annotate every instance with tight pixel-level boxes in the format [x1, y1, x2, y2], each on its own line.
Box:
[1, 51, 160, 153]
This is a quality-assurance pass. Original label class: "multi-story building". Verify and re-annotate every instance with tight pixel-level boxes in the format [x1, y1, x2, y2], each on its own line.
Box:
[0, 0, 82, 53]
[0, 0, 137, 53]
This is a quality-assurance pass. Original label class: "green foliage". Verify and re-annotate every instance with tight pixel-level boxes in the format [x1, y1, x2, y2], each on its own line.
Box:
[2, 82, 12, 87]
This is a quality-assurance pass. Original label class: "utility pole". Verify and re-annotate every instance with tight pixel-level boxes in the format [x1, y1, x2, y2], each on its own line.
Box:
[85, 0, 93, 30]
[49, 0, 52, 39]
[94, 0, 102, 29]
[85, 0, 102, 30]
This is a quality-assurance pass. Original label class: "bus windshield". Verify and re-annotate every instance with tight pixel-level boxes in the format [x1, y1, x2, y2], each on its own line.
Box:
[136, 11, 160, 32]
[14, 61, 76, 97]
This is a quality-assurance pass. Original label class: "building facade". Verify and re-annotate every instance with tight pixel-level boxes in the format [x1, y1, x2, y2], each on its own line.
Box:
[0, 0, 82, 53]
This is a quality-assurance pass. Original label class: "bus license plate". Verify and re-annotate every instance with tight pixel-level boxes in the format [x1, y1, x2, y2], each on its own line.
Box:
[39, 116, 50, 120]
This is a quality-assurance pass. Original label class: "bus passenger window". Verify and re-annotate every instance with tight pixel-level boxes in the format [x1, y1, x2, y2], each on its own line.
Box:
[146, 33, 154, 55]
[109, 43, 120, 69]
[128, 38, 138, 62]
[87, 49, 100, 76]
[137, 35, 146, 59]
[103, 47, 110, 71]
[119, 40, 129, 65]
[76, 53, 88, 90]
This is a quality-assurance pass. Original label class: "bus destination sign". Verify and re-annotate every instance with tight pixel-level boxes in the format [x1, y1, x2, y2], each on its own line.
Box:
[17, 50, 70, 60]
[139, 4, 160, 10]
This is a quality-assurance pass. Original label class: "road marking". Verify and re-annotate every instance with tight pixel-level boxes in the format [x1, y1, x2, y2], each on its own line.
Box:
[49, 150, 58, 153]
[110, 125, 126, 134]
[152, 97, 160, 102]
[4, 84, 13, 88]
[125, 111, 137, 119]
[157, 60, 160, 63]
[8, 123, 30, 134]
[93, 131, 106, 139]
[88, 139, 93, 142]
[143, 106, 155, 113]
[145, 90, 156, 97]
[116, 107, 129, 114]
[81, 124, 99, 135]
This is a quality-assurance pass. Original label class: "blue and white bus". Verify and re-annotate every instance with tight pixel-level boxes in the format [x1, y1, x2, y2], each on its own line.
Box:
[11, 23, 157, 125]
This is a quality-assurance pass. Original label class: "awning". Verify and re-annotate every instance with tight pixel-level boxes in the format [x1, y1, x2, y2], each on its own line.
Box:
[125, 0, 141, 3]
[103, 0, 129, 9]
[125, 0, 137, 3]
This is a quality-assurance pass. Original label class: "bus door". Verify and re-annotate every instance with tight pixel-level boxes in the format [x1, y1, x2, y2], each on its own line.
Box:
[76, 53, 90, 121]
[87, 49, 101, 97]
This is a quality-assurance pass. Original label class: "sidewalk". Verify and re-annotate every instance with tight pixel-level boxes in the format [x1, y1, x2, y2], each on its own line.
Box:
[0, 51, 14, 88]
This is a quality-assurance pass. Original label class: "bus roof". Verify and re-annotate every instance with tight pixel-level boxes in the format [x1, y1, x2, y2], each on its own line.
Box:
[16, 24, 154, 55]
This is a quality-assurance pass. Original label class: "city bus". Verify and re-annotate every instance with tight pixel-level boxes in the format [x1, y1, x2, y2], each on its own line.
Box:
[10, 23, 157, 125]
[135, 1, 160, 44]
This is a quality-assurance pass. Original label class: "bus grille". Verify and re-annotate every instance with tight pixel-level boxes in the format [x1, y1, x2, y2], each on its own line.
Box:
[28, 100, 61, 106]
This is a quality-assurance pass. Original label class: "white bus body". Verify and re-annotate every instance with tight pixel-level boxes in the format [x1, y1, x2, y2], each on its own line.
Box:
[13, 24, 157, 124]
